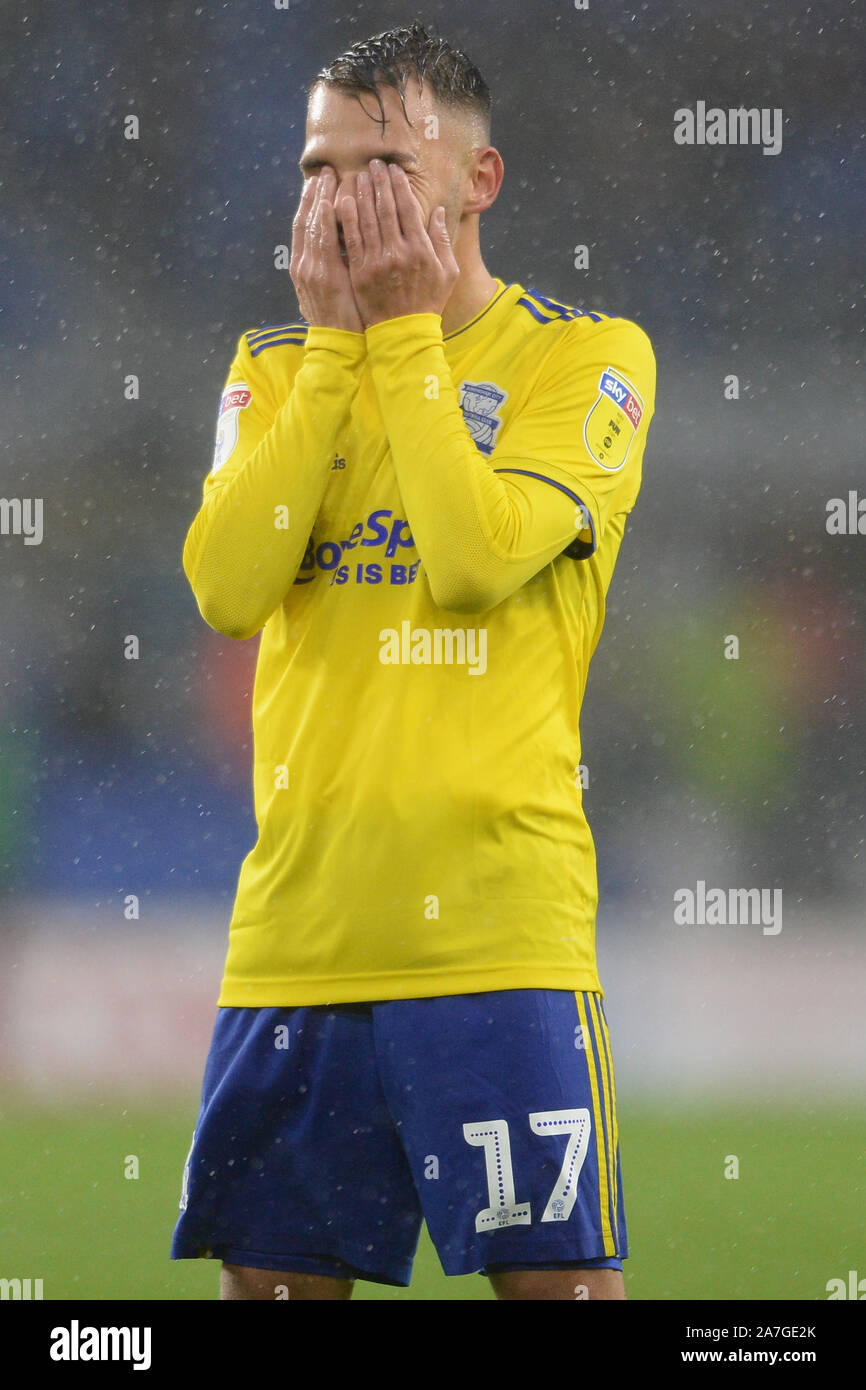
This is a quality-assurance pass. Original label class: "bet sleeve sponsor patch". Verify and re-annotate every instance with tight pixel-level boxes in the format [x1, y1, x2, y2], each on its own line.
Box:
[212, 382, 252, 473]
[583, 367, 644, 472]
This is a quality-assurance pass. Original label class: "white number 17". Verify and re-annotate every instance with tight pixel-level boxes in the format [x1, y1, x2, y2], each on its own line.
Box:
[463, 1108, 591, 1233]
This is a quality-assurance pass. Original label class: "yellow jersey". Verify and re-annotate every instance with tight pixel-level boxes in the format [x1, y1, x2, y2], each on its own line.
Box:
[183, 278, 656, 1005]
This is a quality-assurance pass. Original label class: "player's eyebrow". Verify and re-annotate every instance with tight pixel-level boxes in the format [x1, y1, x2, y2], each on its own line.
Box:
[298, 151, 420, 173]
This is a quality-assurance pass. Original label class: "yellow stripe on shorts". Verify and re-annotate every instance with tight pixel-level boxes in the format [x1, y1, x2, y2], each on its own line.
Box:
[588, 992, 619, 1241]
[575, 992, 615, 1255]
[597, 1002, 620, 1225]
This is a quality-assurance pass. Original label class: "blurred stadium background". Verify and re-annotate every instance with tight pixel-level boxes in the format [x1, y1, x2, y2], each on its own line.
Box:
[1, 0, 863, 1300]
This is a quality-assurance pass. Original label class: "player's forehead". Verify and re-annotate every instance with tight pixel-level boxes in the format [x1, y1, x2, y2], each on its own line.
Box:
[301, 77, 442, 167]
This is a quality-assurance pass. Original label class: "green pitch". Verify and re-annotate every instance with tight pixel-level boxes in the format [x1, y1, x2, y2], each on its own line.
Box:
[1, 1095, 862, 1300]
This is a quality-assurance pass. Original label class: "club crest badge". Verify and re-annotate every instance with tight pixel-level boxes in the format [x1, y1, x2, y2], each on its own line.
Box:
[458, 380, 508, 455]
[212, 382, 252, 473]
[583, 367, 644, 471]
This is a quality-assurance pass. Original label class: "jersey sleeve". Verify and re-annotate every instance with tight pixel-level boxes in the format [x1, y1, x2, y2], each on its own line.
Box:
[183, 325, 366, 640]
[364, 312, 655, 614]
[490, 316, 657, 560]
[203, 338, 280, 498]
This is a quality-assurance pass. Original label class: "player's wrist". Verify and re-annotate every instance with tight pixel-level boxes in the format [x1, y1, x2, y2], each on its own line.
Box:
[295, 288, 364, 336]
[301, 305, 362, 334]
[309, 320, 365, 336]
[331, 317, 366, 336]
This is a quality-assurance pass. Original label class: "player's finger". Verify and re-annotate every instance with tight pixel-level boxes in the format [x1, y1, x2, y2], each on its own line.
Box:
[305, 174, 326, 254]
[370, 159, 402, 244]
[291, 175, 317, 257]
[311, 167, 334, 239]
[427, 204, 460, 279]
[339, 196, 363, 265]
[316, 176, 343, 260]
[293, 173, 317, 225]
[388, 163, 427, 241]
[355, 169, 382, 257]
[317, 164, 338, 213]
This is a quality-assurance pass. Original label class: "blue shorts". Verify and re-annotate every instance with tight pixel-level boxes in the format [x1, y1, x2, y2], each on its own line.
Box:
[170, 989, 626, 1286]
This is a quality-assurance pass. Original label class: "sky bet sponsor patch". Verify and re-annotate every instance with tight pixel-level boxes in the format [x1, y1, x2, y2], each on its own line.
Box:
[583, 367, 644, 471]
[212, 382, 252, 473]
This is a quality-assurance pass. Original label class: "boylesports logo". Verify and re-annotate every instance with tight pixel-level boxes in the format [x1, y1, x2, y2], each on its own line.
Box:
[295, 508, 420, 588]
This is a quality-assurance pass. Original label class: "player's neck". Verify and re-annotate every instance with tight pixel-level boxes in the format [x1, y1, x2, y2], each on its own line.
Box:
[441, 259, 500, 338]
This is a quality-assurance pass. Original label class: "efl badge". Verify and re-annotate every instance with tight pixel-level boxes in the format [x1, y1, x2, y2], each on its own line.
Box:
[458, 380, 508, 455]
[583, 367, 644, 471]
[212, 382, 252, 473]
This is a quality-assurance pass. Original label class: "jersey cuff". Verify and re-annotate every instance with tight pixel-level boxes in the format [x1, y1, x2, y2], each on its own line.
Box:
[492, 465, 598, 559]
[304, 325, 367, 362]
[365, 313, 444, 348]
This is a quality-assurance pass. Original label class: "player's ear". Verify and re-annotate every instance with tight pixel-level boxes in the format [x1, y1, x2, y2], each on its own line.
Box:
[463, 146, 504, 216]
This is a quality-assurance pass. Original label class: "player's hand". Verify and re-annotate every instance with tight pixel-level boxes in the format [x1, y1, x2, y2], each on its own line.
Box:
[290, 168, 365, 334]
[338, 160, 460, 329]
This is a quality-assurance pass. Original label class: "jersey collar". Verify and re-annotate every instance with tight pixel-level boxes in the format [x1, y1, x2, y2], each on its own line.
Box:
[442, 278, 523, 354]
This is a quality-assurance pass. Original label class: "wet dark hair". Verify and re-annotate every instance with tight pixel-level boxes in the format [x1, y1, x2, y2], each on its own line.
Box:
[312, 21, 491, 137]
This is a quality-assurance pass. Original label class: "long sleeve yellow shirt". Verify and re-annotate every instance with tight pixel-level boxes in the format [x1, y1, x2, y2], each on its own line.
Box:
[183, 280, 656, 1004]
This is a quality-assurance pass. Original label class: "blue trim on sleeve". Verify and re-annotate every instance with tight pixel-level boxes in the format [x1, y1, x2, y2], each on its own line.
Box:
[516, 296, 558, 325]
[517, 290, 609, 326]
[246, 322, 308, 346]
[249, 335, 308, 357]
[532, 288, 608, 324]
[493, 467, 597, 559]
